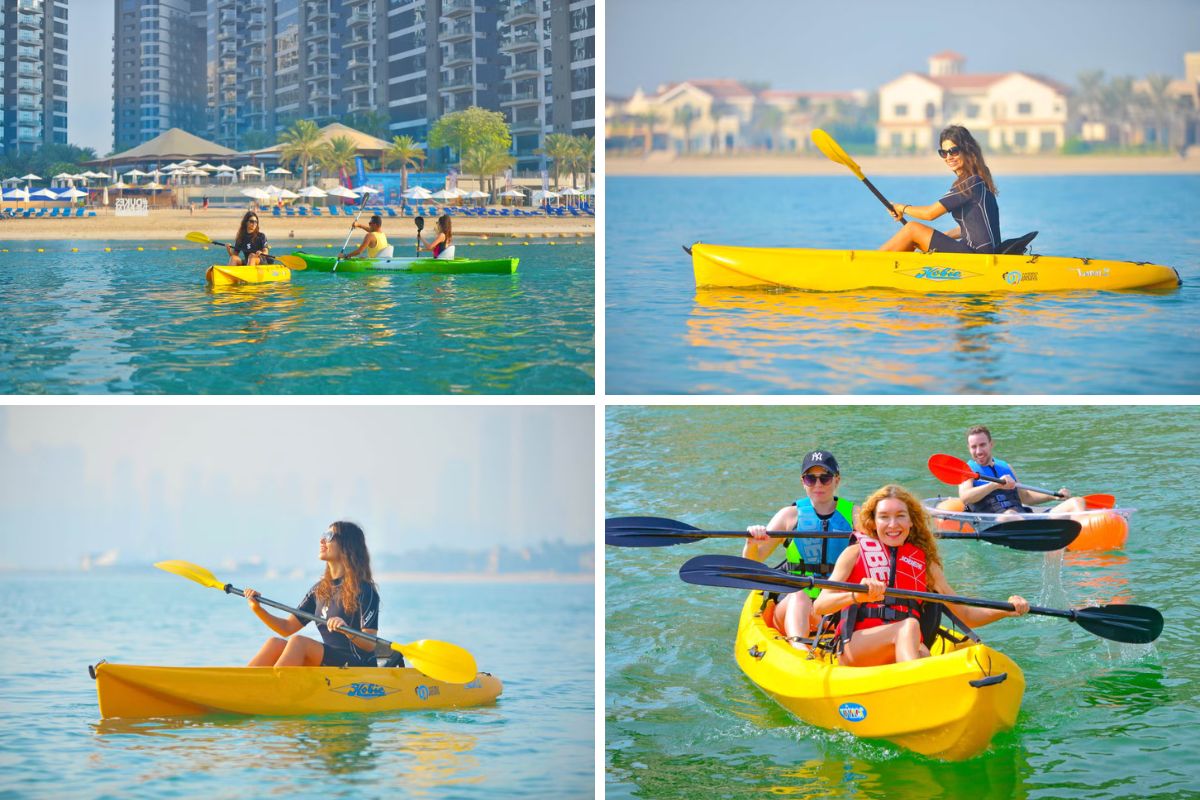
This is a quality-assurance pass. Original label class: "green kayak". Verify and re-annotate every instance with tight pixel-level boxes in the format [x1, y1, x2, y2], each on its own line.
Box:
[285, 252, 518, 275]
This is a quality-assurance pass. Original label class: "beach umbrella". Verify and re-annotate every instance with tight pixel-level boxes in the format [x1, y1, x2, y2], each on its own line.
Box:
[52, 172, 73, 181]
[277, 189, 299, 199]
[241, 188, 270, 201]
[269, 167, 292, 175]
[31, 188, 60, 200]
[403, 186, 434, 199]
[581, 187, 596, 195]
[198, 163, 219, 171]
[85, 170, 109, 179]
[216, 170, 236, 179]
[144, 181, 164, 190]
[262, 184, 282, 195]
[238, 165, 263, 173]
[298, 186, 327, 197]
[62, 188, 88, 199]
[214, 165, 236, 172]
[20, 173, 42, 181]
[102, 185, 109, 206]
[430, 189, 457, 200]
[112, 180, 129, 189]
[326, 186, 359, 199]
[3, 188, 30, 201]
[178, 159, 199, 167]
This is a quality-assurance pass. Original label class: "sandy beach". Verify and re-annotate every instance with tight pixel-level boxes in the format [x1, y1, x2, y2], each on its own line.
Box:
[608, 152, 1200, 176]
[0, 207, 595, 243]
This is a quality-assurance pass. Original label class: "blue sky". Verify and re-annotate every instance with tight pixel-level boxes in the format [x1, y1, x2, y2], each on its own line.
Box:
[607, 0, 1200, 97]
[0, 406, 594, 571]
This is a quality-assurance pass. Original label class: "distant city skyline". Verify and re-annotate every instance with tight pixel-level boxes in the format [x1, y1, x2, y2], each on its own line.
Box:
[607, 0, 1199, 98]
[0, 406, 594, 571]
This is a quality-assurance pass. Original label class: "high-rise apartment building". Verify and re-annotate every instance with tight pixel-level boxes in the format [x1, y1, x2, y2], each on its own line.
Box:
[499, 0, 593, 172]
[105, 0, 593, 171]
[113, 0, 206, 153]
[0, 0, 68, 156]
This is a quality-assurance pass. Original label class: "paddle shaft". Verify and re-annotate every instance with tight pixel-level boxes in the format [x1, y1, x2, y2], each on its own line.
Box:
[970, 470, 1064, 500]
[860, 175, 906, 226]
[334, 194, 371, 271]
[227, 583, 389, 649]
[200, 236, 282, 266]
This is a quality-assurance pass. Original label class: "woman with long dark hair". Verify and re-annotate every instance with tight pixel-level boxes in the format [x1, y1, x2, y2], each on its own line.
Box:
[417, 214, 454, 259]
[226, 210, 270, 266]
[879, 125, 1001, 254]
[812, 485, 1028, 667]
[245, 521, 380, 667]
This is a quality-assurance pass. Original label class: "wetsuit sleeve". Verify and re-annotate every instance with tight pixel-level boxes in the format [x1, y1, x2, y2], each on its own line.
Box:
[296, 587, 317, 626]
[938, 179, 980, 214]
[357, 585, 380, 632]
[254, 232, 268, 253]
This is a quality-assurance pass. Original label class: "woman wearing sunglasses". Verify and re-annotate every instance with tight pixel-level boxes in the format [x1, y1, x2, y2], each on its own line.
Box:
[225, 210, 270, 266]
[243, 521, 381, 667]
[744, 450, 856, 649]
[879, 125, 1001, 254]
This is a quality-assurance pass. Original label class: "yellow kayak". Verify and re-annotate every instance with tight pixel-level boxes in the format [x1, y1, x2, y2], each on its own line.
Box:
[735, 591, 1024, 760]
[92, 661, 502, 719]
[205, 264, 291, 286]
[690, 242, 1181, 292]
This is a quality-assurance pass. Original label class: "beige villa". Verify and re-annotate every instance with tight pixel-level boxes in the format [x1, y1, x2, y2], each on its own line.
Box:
[877, 52, 1071, 154]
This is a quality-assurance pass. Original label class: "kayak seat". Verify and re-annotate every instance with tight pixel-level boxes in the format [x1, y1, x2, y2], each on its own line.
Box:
[376, 246, 394, 258]
[375, 641, 406, 668]
[996, 231, 1038, 255]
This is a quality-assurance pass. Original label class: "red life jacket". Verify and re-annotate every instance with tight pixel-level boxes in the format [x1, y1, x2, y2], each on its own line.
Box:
[840, 532, 927, 636]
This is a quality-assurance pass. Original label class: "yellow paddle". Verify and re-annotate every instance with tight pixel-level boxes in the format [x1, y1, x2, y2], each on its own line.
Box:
[155, 560, 480, 685]
[810, 129, 906, 225]
[273, 254, 308, 271]
[184, 231, 295, 267]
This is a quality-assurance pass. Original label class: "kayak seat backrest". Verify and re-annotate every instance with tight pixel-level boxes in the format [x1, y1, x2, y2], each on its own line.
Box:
[374, 641, 406, 668]
[996, 231, 1038, 255]
[376, 246, 394, 258]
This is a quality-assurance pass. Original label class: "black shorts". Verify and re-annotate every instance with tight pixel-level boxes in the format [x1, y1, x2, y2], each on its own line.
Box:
[929, 229, 984, 254]
[321, 647, 373, 668]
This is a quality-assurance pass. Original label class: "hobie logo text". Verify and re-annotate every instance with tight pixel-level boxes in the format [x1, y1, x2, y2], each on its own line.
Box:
[839, 702, 868, 722]
[913, 267, 962, 281]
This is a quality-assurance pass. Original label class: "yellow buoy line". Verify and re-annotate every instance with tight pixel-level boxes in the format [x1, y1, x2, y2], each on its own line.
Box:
[0, 237, 591, 254]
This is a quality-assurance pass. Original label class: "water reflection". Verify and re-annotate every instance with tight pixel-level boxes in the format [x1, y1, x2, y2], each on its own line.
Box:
[93, 714, 483, 794]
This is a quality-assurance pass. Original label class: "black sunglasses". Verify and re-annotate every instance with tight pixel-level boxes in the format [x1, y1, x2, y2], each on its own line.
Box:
[937, 146, 962, 159]
[802, 472, 836, 486]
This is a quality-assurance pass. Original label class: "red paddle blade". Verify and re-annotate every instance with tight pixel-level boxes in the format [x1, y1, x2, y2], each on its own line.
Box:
[1083, 494, 1117, 509]
[928, 453, 977, 485]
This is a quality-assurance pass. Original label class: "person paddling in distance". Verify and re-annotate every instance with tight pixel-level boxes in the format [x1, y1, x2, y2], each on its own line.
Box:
[879, 125, 1001, 255]
[225, 211, 269, 266]
[959, 424, 1087, 516]
[417, 214, 454, 259]
[745, 450, 855, 649]
[340, 214, 390, 260]
[812, 485, 1029, 666]
[245, 521, 380, 667]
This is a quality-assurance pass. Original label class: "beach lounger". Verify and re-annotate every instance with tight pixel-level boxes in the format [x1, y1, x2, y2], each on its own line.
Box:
[311, 207, 323, 216]
[272, 207, 281, 216]
[385, 207, 397, 217]
[328, 206, 340, 216]
[75, 208, 86, 217]
[285, 207, 295, 216]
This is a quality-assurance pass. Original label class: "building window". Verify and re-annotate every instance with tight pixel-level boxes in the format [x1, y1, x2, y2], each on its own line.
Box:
[1017, 102, 1032, 115]
[1014, 131, 1028, 148]
[894, 104, 908, 118]
[966, 104, 980, 119]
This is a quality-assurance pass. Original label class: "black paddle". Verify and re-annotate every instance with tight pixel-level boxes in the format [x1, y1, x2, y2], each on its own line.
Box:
[415, 215, 424, 256]
[678, 554, 1163, 645]
[605, 515, 1079, 552]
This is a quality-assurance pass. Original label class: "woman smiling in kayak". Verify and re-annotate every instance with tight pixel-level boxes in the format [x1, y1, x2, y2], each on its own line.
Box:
[244, 521, 380, 667]
[813, 485, 1028, 667]
[225, 211, 270, 266]
[879, 125, 1000, 254]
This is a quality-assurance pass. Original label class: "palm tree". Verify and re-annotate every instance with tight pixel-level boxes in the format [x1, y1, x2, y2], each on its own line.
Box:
[572, 135, 595, 189]
[461, 143, 514, 199]
[1142, 75, 1176, 150]
[537, 133, 576, 189]
[383, 135, 425, 206]
[278, 119, 324, 186]
[318, 136, 360, 183]
[673, 105, 698, 153]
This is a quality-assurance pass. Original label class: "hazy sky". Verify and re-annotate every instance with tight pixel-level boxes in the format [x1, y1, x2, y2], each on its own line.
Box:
[68, 1, 115, 155]
[0, 406, 594, 571]
[608, 0, 1200, 97]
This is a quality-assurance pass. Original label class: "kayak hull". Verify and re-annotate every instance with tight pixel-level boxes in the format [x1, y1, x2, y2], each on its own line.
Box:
[294, 252, 518, 275]
[205, 264, 291, 285]
[923, 497, 1135, 551]
[93, 662, 502, 719]
[691, 242, 1181, 292]
[735, 592, 1024, 760]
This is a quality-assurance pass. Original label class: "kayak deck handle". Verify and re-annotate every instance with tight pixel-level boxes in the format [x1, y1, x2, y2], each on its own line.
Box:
[968, 672, 1008, 688]
[748, 644, 766, 661]
[88, 660, 106, 680]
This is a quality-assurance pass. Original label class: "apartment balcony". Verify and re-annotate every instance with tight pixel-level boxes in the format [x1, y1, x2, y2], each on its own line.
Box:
[219, 43, 237, 58]
[510, 118, 542, 134]
[16, 10, 44, 30]
[440, 20, 473, 41]
[504, 62, 540, 81]
[16, 64, 43, 78]
[345, 69, 371, 90]
[500, 30, 539, 52]
[307, 2, 331, 22]
[304, 26, 330, 42]
[246, 50, 266, 63]
[347, 10, 370, 28]
[441, 68, 479, 92]
[308, 47, 332, 61]
[17, 46, 42, 62]
[441, 0, 476, 18]
[347, 56, 371, 70]
[442, 45, 474, 67]
[246, 13, 265, 28]
[16, 127, 45, 141]
[502, 0, 538, 25]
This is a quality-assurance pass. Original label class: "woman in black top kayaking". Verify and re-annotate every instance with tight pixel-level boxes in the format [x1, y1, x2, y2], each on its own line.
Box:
[879, 125, 1001, 254]
[417, 214, 454, 259]
[245, 521, 381, 667]
[225, 211, 270, 266]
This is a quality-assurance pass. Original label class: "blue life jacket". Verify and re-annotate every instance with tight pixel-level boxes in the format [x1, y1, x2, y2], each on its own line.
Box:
[784, 497, 854, 575]
[966, 458, 1024, 513]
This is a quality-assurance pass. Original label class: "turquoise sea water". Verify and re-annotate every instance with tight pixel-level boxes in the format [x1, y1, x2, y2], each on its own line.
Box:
[0, 239, 594, 394]
[0, 575, 594, 799]
[606, 405, 1200, 799]
[606, 175, 1199, 394]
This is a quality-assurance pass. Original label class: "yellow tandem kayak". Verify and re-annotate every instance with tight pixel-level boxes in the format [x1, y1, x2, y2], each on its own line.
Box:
[92, 661, 502, 719]
[735, 591, 1024, 760]
[690, 242, 1181, 292]
[205, 264, 292, 286]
